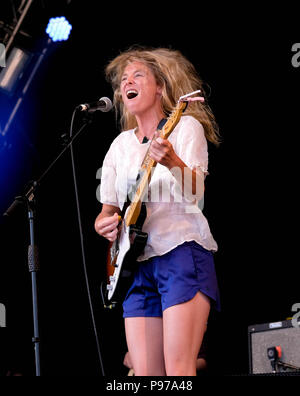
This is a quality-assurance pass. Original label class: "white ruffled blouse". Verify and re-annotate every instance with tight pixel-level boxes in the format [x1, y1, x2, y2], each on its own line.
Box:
[99, 115, 218, 261]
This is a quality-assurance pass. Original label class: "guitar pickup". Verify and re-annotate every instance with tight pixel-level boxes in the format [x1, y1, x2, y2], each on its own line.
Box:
[109, 275, 116, 282]
[106, 284, 113, 291]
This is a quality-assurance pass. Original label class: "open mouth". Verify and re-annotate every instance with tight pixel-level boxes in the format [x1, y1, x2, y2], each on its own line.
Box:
[126, 89, 138, 99]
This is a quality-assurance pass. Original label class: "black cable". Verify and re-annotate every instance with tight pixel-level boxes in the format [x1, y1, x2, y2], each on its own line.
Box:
[69, 109, 105, 376]
[277, 361, 300, 371]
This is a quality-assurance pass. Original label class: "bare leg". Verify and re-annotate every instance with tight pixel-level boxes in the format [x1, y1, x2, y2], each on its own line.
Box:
[125, 317, 166, 376]
[163, 291, 210, 376]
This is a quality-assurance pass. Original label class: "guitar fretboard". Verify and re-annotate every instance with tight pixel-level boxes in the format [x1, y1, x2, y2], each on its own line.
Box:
[125, 101, 188, 227]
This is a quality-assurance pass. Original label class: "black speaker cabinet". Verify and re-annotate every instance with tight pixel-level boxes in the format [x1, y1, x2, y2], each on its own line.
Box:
[248, 319, 300, 374]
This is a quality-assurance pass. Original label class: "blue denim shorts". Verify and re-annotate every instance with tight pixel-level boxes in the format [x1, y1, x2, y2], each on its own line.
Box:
[122, 241, 221, 318]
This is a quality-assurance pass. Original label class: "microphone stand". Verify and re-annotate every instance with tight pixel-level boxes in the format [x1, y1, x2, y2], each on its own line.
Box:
[3, 112, 93, 376]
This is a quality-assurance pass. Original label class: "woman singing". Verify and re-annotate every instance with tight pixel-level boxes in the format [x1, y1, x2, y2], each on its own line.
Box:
[95, 47, 220, 376]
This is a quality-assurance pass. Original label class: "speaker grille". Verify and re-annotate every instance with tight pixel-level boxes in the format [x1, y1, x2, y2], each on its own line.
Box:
[249, 320, 300, 374]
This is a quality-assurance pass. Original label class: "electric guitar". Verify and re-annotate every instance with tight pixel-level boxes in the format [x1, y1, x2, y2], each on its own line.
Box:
[105, 91, 202, 303]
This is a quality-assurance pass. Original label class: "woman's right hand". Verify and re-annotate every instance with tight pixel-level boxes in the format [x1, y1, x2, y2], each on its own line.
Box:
[94, 212, 120, 242]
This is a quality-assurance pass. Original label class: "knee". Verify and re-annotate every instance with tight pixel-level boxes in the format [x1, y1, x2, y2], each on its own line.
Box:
[132, 357, 166, 376]
[165, 356, 197, 376]
[134, 363, 166, 376]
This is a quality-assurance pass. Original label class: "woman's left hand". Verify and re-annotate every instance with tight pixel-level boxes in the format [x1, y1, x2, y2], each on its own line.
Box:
[149, 134, 177, 169]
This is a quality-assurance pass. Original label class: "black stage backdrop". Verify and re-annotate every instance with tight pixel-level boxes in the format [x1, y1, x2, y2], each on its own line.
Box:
[0, 1, 299, 376]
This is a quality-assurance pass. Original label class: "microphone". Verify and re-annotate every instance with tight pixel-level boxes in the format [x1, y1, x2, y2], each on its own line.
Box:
[77, 97, 113, 113]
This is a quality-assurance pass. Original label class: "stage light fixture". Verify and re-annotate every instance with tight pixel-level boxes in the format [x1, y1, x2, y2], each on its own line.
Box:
[0, 47, 31, 95]
[46, 17, 72, 42]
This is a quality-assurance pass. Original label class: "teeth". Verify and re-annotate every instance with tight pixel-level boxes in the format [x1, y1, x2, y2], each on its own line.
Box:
[126, 90, 138, 99]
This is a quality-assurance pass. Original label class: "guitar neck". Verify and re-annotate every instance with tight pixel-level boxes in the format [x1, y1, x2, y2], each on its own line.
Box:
[125, 156, 157, 227]
[125, 101, 188, 227]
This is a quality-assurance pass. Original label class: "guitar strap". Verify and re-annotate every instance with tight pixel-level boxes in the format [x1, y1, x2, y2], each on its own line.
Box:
[141, 118, 167, 144]
[157, 117, 168, 131]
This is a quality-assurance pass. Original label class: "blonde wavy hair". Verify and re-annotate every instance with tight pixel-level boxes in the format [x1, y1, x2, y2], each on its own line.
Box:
[105, 46, 220, 146]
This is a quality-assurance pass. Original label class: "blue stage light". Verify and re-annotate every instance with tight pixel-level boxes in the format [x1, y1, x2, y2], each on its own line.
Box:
[46, 17, 72, 42]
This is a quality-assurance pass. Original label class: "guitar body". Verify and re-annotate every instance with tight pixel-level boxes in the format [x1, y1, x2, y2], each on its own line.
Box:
[106, 202, 148, 302]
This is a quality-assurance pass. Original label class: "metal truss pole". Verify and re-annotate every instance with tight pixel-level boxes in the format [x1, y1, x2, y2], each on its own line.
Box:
[3, 0, 34, 53]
